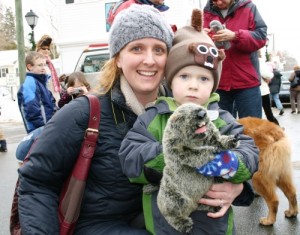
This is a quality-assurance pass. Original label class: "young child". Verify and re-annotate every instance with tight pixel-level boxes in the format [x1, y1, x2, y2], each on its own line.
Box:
[17, 52, 57, 134]
[119, 10, 259, 235]
[58, 71, 91, 108]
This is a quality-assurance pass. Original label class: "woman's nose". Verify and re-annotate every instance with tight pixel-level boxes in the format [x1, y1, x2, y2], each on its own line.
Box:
[143, 51, 155, 65]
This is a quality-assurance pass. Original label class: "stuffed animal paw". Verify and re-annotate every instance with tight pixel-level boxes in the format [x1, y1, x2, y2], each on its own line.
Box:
[196, 150, 238, 179]
[209, 20, 231, 50]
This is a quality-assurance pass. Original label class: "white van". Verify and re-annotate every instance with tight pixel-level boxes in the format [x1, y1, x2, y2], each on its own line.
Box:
[74, 43, 110, 88]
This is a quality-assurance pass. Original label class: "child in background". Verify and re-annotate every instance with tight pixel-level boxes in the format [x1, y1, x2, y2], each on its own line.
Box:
[17, 52, 57, 134]
[119, 9, 259, 235]
[58, 71, 90, 108]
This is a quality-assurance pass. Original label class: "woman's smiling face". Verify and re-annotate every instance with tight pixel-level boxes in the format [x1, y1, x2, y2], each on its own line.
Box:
[117, 38, 168, 103]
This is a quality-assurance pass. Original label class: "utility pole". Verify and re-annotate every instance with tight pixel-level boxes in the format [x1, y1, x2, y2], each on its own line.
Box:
[15, 0, 26, 84]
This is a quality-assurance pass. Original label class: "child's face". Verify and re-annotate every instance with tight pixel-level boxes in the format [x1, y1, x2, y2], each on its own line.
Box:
[171, 65, 214, 106]
[27, 58, 47, 74]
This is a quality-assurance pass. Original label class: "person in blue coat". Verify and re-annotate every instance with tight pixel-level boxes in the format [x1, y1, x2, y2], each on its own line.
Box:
[17, 51, 57, 133]
[17, 5, 173, 234]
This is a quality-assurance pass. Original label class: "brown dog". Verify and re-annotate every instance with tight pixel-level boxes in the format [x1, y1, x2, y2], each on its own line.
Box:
[238, 117, 298, 226]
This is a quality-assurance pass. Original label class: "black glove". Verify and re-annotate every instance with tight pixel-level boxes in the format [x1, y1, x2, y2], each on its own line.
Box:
[143, 166, 162, 185]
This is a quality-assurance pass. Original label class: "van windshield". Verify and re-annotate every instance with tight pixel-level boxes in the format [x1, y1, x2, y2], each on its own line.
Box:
[82, 54, 109, 73]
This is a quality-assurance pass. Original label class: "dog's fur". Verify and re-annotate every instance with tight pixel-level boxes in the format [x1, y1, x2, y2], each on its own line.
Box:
[157, 103, 239, 233]
[238, 117, 298, 226]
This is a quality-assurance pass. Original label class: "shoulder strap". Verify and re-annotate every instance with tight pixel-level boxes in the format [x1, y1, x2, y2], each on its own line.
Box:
[59, 95, 101, 234]
[70, 94, 101, 180]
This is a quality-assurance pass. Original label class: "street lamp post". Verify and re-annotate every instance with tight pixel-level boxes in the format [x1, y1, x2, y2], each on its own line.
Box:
[265, 37, 270, 62]
[25, 9, 39, 51]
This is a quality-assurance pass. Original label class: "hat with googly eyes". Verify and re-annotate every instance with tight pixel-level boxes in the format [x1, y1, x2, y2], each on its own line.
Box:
[165, 9, 225, 92]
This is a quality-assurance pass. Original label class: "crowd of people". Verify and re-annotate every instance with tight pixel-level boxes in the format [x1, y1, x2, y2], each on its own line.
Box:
[1, 0, 298, 234]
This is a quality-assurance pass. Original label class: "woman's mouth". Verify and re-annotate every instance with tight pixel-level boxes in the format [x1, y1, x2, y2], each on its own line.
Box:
[137, 70, 156, 77]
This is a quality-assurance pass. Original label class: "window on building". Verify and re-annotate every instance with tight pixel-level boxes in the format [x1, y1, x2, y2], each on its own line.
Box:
[66, 0, 74, 4]
[0, 68, 8, 78]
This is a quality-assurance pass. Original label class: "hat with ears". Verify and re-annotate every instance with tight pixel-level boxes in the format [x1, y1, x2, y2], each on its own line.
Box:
[109, 4, 174, 58]
[165, 9, 225, 92]
[36, 34, 52, 51]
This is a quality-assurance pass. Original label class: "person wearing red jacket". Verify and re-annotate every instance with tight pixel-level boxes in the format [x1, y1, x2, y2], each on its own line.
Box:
[107, 0, 177, 32]
[107, 0, 169, 27]
[203, 0, 267, 118]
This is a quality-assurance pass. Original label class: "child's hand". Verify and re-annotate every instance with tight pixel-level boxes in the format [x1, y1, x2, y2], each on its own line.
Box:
[196, 150, 238, 179]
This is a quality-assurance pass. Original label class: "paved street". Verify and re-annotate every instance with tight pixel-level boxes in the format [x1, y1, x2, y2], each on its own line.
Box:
[0, 107, 299, 235]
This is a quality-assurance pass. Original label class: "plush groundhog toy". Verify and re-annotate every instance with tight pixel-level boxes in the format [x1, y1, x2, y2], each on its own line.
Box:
[157, 103, 239, 233]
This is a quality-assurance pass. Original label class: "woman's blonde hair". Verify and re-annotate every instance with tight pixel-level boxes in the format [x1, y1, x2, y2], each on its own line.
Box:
[98, 56, 121, 95]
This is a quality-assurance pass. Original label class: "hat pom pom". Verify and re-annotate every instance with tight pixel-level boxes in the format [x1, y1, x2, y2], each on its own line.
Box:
[191, 9, 202, 32]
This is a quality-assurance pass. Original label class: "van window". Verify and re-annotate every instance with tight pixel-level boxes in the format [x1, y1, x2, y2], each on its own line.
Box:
[81, 54, 109, 73]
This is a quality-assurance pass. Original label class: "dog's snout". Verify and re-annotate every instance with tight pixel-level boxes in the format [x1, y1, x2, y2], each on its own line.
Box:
[197, 110, 207, 118]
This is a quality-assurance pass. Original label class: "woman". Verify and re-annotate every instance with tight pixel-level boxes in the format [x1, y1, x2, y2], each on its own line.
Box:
[36, 35, 62, 105]
[203, 0, 267, 118]
[18, 5, 251, 234]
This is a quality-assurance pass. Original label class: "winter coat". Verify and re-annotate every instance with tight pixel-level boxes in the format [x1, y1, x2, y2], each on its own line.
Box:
[259, 58, 273, 96]
[107, 0, 169, 27]
[289, 70, 300, 91]
[269, 69, 282, 94]
[17, 72, 57, 133]
[119, 94, 259, 235]
[18, 81, 158, 234]
[203, 0, 267, 91]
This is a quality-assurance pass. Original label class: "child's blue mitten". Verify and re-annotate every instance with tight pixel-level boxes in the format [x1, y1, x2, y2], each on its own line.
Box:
[196, 150, 239, 179]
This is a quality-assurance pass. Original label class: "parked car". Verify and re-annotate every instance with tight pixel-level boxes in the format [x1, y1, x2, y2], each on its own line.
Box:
[279, 70, 292, 104]
[74, 43, 110, 88]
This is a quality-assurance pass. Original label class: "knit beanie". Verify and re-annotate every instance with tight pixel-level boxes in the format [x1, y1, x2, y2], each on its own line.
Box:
[109, 4, 174, 58]
[36, 34, 52, 51]
[165, 9, 225, 92]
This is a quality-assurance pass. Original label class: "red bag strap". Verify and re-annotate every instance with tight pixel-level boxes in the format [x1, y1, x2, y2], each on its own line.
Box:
[71, 94, 101, 180]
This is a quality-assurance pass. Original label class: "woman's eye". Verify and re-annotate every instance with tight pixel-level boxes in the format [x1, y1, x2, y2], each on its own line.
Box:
[154, 47, 165, 54]
[131, 46, 142, 52]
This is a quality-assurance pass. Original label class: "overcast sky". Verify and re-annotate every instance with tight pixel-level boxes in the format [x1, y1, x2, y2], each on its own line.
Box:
[2, 0, 300, 63]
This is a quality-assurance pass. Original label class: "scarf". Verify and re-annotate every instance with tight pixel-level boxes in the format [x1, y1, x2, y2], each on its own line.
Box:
[46, 58, 61, 93]
[120, 75, 167, 115]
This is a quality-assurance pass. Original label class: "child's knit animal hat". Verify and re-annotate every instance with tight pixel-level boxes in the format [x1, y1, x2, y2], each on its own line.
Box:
[165, 9, 225, 92]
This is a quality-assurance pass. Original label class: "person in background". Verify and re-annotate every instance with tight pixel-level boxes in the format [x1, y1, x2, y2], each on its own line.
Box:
[119, 9, 258, 234]
[107, 0, 177, 32]
[17, 51, 57, 134]
[18, 5, 173, 234]
[0, 106, 7, 152]
[258, 51, 280, 125]
[289, 65, 300, 114]
[58, 71, 91, 108]
[203, 0, 267, 118]
[36, 34, 62, 105]
[269, 68, 285, 115]
[107, 0, 169, 27]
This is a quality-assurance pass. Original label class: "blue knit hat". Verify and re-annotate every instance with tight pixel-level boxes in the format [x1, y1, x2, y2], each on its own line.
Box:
[109, 4, 173, 58]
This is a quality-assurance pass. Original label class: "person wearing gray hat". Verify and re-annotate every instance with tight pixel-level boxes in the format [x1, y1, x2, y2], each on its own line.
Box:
[17, 4, 173, 235]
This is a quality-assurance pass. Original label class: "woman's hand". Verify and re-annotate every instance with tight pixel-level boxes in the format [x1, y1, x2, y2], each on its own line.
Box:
[199, 182, 243, 218]
[212, 28, 236, 42]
